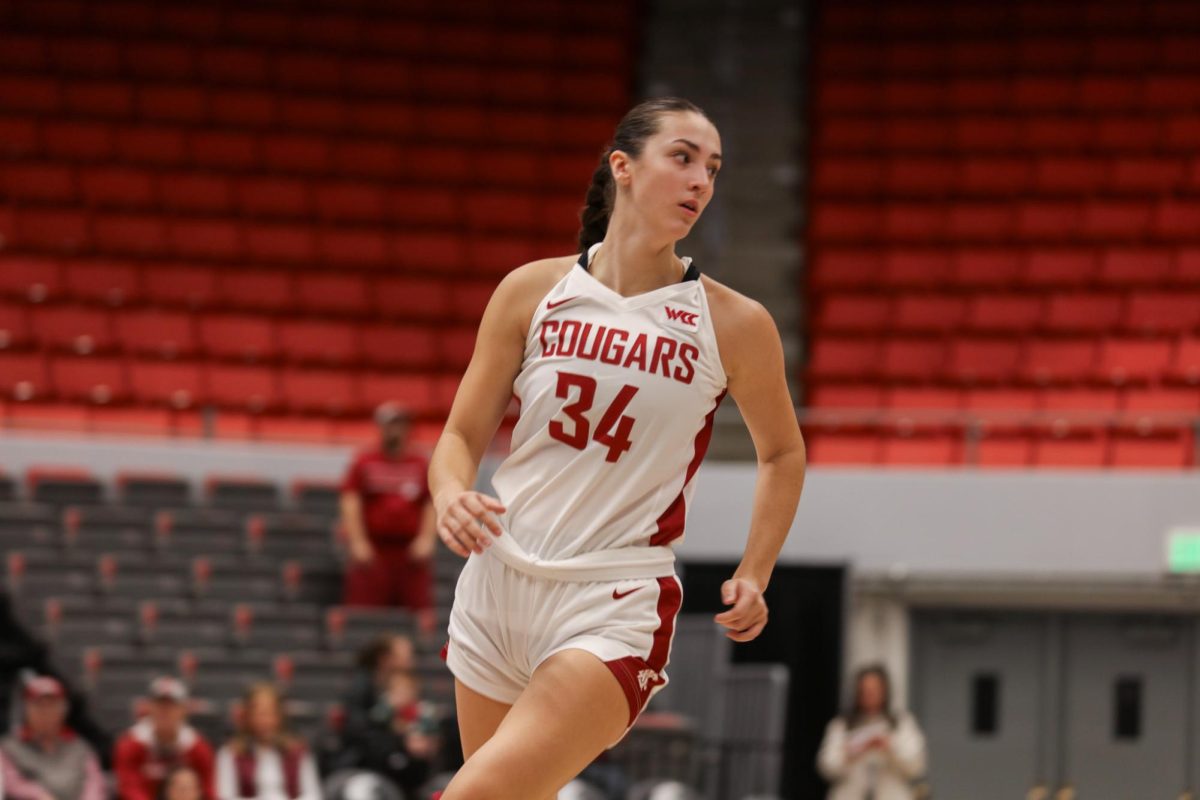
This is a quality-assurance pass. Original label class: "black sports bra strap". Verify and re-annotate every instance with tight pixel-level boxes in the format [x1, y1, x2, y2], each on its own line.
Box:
[577, 249, 701, 282]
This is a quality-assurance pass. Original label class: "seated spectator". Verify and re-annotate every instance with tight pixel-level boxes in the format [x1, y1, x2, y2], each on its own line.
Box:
[343, 635, 415, 735]
[335, 670, 439, 799]
[115, 677, 215, 800]
[159, 767, 204, 800]
[0, 675, 105, 800]
[216, 684, 321, 800]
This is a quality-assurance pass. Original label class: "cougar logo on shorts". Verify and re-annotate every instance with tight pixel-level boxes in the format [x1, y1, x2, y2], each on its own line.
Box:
[637, 669, 660, 691]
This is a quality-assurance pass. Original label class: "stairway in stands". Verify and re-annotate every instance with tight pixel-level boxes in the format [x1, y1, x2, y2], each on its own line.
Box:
[0, 466, 459, 744]
[0, 0, 636, 445]
[804, 0, 1200, 468]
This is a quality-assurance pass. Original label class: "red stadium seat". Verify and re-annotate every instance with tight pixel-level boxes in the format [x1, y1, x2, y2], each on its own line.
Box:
[319, 230, 390, 269]
[129, 361, 203, 408]
[116, 310, 197, 359]
[236, 176, 312, 218]
[202, 364, 280, 411]
[92, 213, 168, 257]
[141, 263, 217, 308]
[280, 368, 362, 415]
[884, 387, 963, 410]
[1023, 250, 1096, 287]
[1123, 292, 1200, 334]
[116, 125, 188, 166]
[3, 162, 75, 203]
[77, 161, 155, 208]
[31, 306, 115, 355]
[358, 325, 437, 370]
[879, 338, 945, 381]
[1034, 431, 1109, 468]
[807, 384, 884, 408]
[359, 372, 437, 415]
[816, 295, 892, 333]
[809, 249, 885, 290]
[62, 260, 141, 306]
[1122, 387, 1200, 413]
[216, 271, 295, 313]
[976, 431, 1035, 468]
[0, 353, 50, 401]
[1110, 431, 1193, 469]
[0, 254, 63, 302]
[946, 339, 1022, 384]
[1097, 338, 1175, 384]
[243, 223, 317, 264]
[0, 304, 31, 350]
[1043, 292, 1124, 333]
[313, 183, 389, 223]
[373, 277, 451, 320]
[294, 273, 369, 316]
[1097, 248, 1173, 287]
[882, 249, 951, 288]
[965, 294, 1043, 333]
[199, 315, 278, 362]
[1041, 387, 1121, 412]
[440, 327, 477, 371]
[804, 432, 881, 465]
[892, 294, 967, 333]
[808, 338, 881, 380]
[881, 434, 962, 466]
[277, 320, 360, 366]
[1172, 338, 1200, 384]
[159, 172, 234, 214]
[50, 356, 128, 404]
[1021, 339, 1099, 384]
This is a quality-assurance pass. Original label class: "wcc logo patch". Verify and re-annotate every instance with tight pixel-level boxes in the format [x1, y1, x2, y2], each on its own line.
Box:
[663, 305, 700, 331]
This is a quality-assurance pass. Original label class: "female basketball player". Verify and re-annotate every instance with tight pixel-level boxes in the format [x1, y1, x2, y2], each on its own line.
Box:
[428, 97, 807, 800]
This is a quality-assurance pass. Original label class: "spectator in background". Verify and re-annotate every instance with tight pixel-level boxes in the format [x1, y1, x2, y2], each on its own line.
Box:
[340, 402, 438, 633]
[215, 684, 321, 800]
[332, 669, 439, 800]
[342, 635, 416, 735]
[0, 675, 105, 800]
[159, 767, 205, 800]
[115, 677, 215, 800]
[816, 664, 927, 800]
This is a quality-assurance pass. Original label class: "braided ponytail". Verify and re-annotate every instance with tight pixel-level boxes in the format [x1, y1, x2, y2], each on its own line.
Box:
[575, 97, 709, 256]
[577, 148, 615, 253]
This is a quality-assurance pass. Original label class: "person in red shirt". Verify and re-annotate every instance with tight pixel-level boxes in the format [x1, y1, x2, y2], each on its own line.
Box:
[341, 402, 437, 631]
[113, 678, 215, 800]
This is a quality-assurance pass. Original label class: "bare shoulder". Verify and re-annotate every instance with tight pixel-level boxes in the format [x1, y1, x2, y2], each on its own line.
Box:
[701, 275, 780, 377]
[482, 255, 578, 338]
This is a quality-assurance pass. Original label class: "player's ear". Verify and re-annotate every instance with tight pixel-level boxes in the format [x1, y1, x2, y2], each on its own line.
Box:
[609, 149, 634, 187]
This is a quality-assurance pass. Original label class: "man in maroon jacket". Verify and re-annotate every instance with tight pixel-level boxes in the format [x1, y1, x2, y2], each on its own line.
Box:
[340, 403, 437, 632]
[113, 678, 214, 800]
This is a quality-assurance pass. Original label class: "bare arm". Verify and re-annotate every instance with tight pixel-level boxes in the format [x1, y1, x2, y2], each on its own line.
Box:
[428, 261, 564, 557]
[409, 501, 437, 560]
[710, 293, 807, 641]
[339, 490, 374, 563]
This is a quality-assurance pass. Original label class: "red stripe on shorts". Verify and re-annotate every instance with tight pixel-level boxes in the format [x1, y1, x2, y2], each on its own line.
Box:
[604, 575, 683, 727]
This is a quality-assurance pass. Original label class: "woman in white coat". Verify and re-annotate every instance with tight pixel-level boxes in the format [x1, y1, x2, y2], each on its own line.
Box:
[816, 664, 927, 800]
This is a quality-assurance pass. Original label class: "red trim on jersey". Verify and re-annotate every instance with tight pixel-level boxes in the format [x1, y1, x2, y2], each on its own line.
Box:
[650, 390, 726, 546]
[603, 576, 683, 727]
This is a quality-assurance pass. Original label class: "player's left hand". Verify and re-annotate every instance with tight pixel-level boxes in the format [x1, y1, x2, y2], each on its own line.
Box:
[713, 578, 767, 642]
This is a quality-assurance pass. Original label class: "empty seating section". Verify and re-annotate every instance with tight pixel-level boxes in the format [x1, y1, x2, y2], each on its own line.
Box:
[0, 0, 636, 442]
[0, 464, 458, 744]
[804, 0, 1200, 467]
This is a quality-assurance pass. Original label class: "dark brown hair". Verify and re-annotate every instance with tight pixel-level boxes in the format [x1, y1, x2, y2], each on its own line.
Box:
[577, 97, 710, 254]
[231, 682, 300, 754]
[844, 663, 897, 729]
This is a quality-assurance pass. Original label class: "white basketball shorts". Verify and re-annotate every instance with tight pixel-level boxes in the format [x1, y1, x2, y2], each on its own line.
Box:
[442, 548, 683, 740]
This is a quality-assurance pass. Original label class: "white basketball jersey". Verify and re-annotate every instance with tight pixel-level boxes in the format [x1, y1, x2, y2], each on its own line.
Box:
[490, 242, 728, 563]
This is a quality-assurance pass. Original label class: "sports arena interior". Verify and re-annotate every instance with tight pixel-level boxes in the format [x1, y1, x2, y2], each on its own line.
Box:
[2, 0, 1199, 797]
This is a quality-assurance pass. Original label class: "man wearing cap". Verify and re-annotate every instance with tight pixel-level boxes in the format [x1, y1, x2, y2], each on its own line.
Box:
[113, 677, 215, 800]
[0, 675, 104, 800]
[340, 402, 437, 630]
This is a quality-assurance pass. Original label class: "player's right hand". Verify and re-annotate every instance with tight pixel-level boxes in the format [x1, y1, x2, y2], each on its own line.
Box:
[436, 491, 506, 558]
